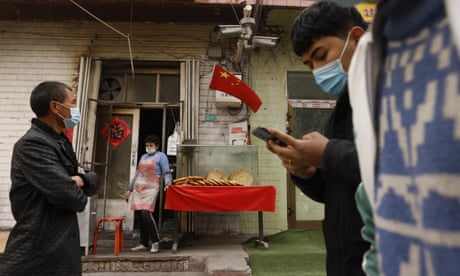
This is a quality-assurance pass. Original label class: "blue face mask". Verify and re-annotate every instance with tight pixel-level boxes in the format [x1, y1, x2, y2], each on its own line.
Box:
[56, 102, 81, 129]
[312, 33, 351, 96]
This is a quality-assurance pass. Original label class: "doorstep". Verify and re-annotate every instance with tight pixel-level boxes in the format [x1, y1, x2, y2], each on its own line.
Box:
[83, 231, 252, 275]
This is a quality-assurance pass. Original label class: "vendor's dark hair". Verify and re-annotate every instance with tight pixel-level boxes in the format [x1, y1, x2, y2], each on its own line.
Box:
[30, 81, 72, 118]
[291, 1, 367, 56]
[145, 134, 160, 146]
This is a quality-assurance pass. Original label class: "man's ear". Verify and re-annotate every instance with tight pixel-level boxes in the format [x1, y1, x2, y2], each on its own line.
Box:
[49, 101, 58, 114]
[350, 26, 366, 42]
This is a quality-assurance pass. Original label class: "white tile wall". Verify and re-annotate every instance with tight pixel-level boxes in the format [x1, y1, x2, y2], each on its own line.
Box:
[0, 8, 305, 234]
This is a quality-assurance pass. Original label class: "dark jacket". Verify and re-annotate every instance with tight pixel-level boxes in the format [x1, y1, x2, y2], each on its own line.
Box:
[292, 89, 370, 276]
[0, 119, 97, 276]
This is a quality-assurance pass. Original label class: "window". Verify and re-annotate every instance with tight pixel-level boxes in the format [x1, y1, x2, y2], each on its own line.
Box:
[126, 74, 157, 102]
[159, 75, 180, 103]
[286, 71, 335, 138]
[99, 61, 180, 104]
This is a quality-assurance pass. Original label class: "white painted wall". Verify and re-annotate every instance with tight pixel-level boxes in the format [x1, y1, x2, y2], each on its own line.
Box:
[245, 9, 310, 233]
[0, 20, 222, 228]
[0, 9, 303, 235]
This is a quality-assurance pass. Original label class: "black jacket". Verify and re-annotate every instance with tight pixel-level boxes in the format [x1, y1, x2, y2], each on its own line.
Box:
[292, 89, 370, 276]
[0, 119, 97, 276]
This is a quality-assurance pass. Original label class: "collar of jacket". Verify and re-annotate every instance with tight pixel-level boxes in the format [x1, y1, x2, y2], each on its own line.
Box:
[334, 86, 351, 116]
[31, 118, 69, 142]
[32, 118, 79, 169]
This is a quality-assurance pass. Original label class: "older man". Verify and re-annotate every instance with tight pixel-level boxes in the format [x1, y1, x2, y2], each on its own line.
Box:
[0, 81, 97, 276]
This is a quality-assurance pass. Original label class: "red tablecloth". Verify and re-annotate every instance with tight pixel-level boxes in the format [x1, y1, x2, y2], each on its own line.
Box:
[165, 185, 276, 212]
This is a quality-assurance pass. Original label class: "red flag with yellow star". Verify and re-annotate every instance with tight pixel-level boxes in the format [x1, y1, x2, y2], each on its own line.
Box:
[209, 64, 262, 112]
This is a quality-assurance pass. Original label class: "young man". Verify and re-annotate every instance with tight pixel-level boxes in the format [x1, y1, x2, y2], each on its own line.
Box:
[0, 81, 97, 276]
[266, 2, 370, 275]
[349, 0, 460, 275]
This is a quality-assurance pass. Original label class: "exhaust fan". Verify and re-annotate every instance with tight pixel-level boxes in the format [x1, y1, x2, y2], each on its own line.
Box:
[99, 77, 123, 101]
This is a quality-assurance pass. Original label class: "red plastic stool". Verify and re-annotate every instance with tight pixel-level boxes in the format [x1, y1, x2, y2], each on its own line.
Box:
[92, 217, 124, 256]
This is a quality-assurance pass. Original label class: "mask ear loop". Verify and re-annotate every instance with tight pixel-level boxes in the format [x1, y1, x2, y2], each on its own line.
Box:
[52, 101, 65, 119]
[339, 31, 352, 62]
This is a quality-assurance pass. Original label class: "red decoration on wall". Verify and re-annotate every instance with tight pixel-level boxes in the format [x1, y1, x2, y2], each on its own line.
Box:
[100, 116, 132, 149]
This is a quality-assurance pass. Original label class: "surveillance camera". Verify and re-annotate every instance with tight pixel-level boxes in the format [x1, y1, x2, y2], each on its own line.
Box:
[214, 25, 242, 39]
[243, 5, 252, 17]
[251, 36, 280, 48]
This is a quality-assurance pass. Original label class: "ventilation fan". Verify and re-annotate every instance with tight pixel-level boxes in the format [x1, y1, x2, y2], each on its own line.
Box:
[99, 77, 122, 101]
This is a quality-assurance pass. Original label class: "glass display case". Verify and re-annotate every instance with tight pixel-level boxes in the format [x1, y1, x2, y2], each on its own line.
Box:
[176, 144, 258, 184]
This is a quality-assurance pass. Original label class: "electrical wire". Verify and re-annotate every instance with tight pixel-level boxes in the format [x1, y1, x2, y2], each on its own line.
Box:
[69, 0, 128, 39]
[69, 0, 135, 77]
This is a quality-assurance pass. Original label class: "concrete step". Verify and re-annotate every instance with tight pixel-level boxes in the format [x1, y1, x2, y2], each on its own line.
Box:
[82, 254, 206, 274]
[84, 273, 204, 276]
[82, 232, 252, 275]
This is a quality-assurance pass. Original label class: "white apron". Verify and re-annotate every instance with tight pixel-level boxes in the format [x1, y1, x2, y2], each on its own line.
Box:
[130, 154, 160, 212]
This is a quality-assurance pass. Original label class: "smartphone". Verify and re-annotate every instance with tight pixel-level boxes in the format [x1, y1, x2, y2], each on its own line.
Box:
[252, 126, 287, 147]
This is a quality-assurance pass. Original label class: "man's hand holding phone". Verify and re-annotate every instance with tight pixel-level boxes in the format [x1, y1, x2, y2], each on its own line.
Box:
[253, 126, 328, 180]
[251, 126, 287, 147]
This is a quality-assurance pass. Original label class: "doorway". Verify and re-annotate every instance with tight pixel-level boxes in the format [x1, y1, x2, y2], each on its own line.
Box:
[93, 106, 179, 231]
[136, 108, 179, 231]
[80, 59, 183, 232]
[93, 107, 140, 230]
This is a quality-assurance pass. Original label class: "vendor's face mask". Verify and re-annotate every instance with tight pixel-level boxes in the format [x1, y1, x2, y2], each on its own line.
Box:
[312, 32, 351, 96]
[146, 147, 156, 155]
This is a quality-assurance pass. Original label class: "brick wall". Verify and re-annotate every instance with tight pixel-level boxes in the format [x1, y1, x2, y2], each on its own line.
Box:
[0, 8, 303, 235]
[245, 9, 308, 233]
[0, 20, 217, 229]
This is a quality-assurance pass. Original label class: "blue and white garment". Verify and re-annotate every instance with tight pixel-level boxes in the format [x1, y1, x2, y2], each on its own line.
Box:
[375, 3, 460, 275]
[349, 0, 460, 276]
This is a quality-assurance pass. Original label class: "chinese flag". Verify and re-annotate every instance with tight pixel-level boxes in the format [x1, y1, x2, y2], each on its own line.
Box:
[209, 64, 262, 112]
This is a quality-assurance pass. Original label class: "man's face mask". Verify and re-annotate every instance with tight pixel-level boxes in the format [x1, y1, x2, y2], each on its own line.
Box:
[55, 102, 81, 129]
[312, 32, 351, 96]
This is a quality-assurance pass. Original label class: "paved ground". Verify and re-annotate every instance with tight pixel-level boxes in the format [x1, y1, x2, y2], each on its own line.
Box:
[2, 230, 254, 275]
[83, 273, 203, 276]
[83, 232, 252, 275]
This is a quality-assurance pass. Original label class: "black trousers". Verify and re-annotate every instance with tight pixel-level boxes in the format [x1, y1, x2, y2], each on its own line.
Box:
[134, 210, 159, 246]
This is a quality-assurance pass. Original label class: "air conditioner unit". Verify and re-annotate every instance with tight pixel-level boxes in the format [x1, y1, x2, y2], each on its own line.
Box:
[215, 73, 242, 108]
[98, 75, 126, 102]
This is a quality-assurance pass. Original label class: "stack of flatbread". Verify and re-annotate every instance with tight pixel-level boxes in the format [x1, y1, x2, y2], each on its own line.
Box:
[173, 168, 254, 186]
[205, 168, 228, 180]
[173, 176, 243, 186]
[228, 169, 254, 186]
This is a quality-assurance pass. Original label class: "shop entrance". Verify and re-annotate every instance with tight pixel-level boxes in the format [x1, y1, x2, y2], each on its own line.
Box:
[135, 108, 179, 231]
[75, 58, 194, 241]
[93, 107, 140, 230]
[93, 106, 179, 231]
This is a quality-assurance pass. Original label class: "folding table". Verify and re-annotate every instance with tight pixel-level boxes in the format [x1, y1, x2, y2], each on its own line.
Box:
[165, 185, 276, 253]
